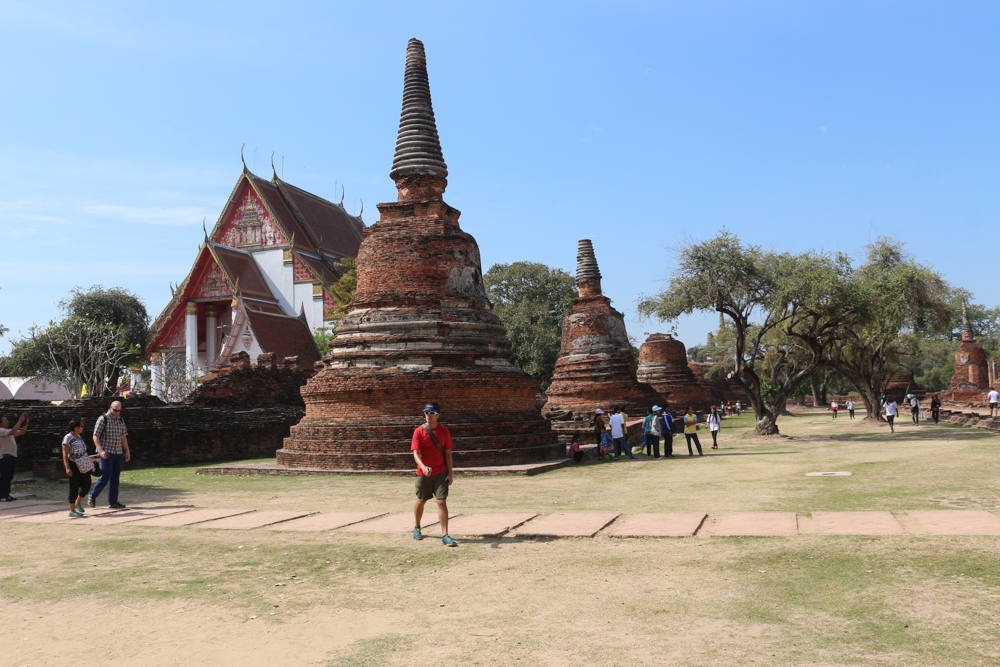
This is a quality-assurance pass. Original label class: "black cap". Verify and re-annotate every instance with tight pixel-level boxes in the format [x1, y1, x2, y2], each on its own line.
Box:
[423, 402, 441, 413]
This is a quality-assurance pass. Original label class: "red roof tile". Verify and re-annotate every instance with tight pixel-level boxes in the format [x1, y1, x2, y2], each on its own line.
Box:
[246, 310, 321, 368]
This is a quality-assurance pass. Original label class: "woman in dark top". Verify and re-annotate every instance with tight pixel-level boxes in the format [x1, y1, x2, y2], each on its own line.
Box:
[61, 418, 93, 518]
[930, 395, 942, 424]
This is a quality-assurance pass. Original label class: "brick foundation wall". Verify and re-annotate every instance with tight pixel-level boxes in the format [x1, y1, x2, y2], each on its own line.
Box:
[2, 357, 310, 475]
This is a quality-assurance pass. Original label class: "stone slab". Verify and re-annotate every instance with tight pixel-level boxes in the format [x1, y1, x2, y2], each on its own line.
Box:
[0, 503, 66, 520]
[609, 513, 707, 538]
[74, 507, 193, 526]
[712, 512, 799, 536]
[907, 510, 1000, 535]
[425, 513, 538, 537]
[11, 507, 117, 524]
[0, 501, 56, 514]
[340, 512, 457, 533]
[516, 512, 619, 538]
[131, 508, 253, 527]
[196, 510, 315, 530]
[268, 512, 387, 532]
[812, 511, 907, 535]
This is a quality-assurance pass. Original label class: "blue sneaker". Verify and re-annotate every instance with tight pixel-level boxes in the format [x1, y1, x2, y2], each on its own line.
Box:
[441, 534, 458, 547]
[412, 526, 424, 540]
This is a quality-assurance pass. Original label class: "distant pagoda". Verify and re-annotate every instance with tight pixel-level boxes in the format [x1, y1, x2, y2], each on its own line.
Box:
[277, 39, 562, 470]
[542, 239, 664, 417]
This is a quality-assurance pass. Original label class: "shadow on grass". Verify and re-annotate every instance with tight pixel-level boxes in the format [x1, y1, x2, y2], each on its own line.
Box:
[825, 423, 1000, 443]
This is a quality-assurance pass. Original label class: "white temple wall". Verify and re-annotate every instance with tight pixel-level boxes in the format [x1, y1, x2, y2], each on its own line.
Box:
[253, 249, 296, 315]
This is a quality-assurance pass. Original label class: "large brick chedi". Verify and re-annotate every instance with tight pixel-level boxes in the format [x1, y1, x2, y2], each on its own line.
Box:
[543, 240, 663, 416]
[636, 334, 714, 410]
[277, 39, 561, 470]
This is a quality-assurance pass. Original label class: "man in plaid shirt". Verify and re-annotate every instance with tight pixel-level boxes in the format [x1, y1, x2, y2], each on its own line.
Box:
[88, 401, 131, 509]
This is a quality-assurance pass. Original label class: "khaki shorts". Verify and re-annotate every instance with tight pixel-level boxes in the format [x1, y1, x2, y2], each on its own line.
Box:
[415, 471, 449, 501]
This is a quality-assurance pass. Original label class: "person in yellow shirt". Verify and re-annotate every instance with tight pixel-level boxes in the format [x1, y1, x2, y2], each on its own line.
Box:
[682, 406, 704, 456]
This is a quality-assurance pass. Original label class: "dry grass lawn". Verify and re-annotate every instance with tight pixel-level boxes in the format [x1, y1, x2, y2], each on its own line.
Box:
[2, 407, 999, 666]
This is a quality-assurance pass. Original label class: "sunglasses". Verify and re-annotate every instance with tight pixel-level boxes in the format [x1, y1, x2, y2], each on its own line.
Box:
[423, 411, 439, 416]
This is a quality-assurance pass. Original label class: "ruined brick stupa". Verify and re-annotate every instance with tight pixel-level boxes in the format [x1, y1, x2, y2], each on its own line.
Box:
[277, 39, 562, 470]
[945, 301, 991, 395]
[636, 334, 714, 411]
[542, 240, 664, 418]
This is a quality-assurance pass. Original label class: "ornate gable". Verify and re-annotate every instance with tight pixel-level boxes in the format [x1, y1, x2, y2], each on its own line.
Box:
[214, 185, 286, 250]
[191, 260, 233, 299]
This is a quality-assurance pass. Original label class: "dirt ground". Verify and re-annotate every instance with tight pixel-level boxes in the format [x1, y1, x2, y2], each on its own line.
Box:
[2, 407, 999, 666]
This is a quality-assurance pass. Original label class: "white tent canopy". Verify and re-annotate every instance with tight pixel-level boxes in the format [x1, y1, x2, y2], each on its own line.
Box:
[0, 376, 72, 401]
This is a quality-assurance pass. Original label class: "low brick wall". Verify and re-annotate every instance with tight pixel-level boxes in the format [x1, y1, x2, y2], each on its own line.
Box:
[1, 355, 309, 475]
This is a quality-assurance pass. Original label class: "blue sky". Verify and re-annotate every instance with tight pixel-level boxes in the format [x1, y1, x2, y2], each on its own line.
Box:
[1, 1, 998, 356]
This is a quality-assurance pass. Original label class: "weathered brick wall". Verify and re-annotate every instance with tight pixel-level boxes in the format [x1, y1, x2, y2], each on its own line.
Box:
[3, 356, 309, 475]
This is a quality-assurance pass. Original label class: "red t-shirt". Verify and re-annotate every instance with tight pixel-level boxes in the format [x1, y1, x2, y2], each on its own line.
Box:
[410, 424, 453, 476]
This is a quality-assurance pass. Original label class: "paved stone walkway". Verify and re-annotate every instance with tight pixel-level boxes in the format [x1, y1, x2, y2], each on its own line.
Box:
[3, 502, 1000, 538]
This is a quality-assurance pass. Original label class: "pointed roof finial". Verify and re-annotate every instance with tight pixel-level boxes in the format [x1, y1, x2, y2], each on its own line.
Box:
[389, 38, 448, 183]
[240, 143, 247, 172]
[576, 239, 602, 284]
[962, 300, 973, 340]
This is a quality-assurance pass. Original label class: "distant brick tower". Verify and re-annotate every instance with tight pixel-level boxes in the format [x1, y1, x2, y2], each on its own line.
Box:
[636, 334, 714, 411]
[277, 39, 562, 470]
[945, 301, 990, 394]
[542, 239, 664, 417]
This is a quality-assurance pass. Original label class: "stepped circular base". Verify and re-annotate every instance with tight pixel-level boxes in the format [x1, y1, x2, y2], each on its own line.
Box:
[282, 365, 562, 471]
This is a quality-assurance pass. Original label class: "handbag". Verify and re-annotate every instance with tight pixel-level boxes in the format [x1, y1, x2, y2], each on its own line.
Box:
[74, 454, 95, 474]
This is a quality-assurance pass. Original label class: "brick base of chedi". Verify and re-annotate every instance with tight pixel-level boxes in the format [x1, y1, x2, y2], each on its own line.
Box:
[276, 39, 560, 470]
[542, 240, 663, 419]
[636, 334, 714, 411]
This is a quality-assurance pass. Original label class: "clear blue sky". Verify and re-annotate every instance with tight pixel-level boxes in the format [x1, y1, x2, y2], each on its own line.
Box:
[1, 1, 998, 356]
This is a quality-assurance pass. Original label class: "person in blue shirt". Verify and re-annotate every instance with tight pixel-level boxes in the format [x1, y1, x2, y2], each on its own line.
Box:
[660, 402, 675, 458]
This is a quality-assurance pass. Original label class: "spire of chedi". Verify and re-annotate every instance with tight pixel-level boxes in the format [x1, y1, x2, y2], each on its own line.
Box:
[543, 239, 664, 418]
[575, 239, 602, 298]
[389, 38, 449, 201]
[277, 39, 561, 471]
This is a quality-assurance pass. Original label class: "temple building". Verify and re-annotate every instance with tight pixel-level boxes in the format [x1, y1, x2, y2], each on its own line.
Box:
[543, 239, 664, 418]
[944, 301, 991, 396]
[146, 167, 363, 396]
[278, 39, 561, 470]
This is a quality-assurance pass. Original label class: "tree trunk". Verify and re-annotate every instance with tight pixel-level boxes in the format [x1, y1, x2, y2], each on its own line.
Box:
[859, 387, 883, 421]
[755, 411, 780, 435]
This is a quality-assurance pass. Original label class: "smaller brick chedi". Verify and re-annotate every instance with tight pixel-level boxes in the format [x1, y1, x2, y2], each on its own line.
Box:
[543, 240, 664, 417]
[277, 39, 561, 470]
[636, 334, 714, 410]
[945, 301, 991, 394]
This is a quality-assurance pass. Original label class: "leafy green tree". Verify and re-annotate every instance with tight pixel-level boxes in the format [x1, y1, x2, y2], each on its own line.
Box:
[2, 317, 132, 396]
[60, 286, 150, 393]
[0, 286, 148, 396]
[484, 261, 576, 391]
[826, 238, 953, 418]
[324, 257, 357, 322]
[639, 231, 851, 435]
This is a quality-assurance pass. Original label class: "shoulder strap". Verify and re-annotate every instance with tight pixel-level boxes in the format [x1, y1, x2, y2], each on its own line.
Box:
[422, 424, 446, 456]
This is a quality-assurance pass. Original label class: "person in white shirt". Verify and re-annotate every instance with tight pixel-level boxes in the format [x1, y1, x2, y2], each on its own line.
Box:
[846, 400, 856, 420]
[881, 397, 898, 433]
[909, 396, 921, 425]
[988, 387, 999, 418]
[609, 407, 634, 460]
[706, 406, 722, 449]
[830, 400, 839, 419]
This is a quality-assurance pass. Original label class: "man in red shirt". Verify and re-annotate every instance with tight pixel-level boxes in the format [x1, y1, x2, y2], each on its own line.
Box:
[411, 402, 457, 547]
